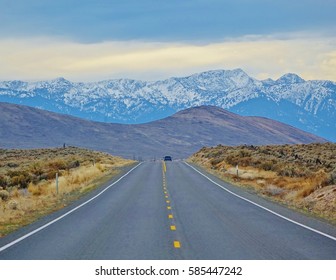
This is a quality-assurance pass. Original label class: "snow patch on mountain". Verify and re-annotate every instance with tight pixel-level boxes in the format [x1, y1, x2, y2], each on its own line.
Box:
[0, 69, 335, 141]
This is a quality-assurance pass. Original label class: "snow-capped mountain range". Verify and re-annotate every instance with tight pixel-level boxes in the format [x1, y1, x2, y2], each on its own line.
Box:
[0, 69, 335, 141]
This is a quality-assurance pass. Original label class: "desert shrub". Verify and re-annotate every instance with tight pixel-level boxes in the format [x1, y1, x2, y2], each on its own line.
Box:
[295, 167, 313, 178]
[207, 150, 223, 158]
[8, 200, 18, 210]
[277, 166, 295, 177]
[11, 175, 30, 188]
[48, 159, 67, 171]
[67, 160, 80, 169]
[0, 175, 8, 188]
[317, 169, 336, 187]
[261, 161, 274, 171]
[277, 166, 311, 178]
[46, 171, 58, 180]
[8, 170, 32, 188]
[238, 157, 251, 167]
[265, 184, 284, 196]
[313, 169, 328, 183]
[96, 163, 106, 172]
[210, 157, 224, 166]
[250, 158, 263, 167]
[225, 153, 240, 166]
[260, 148, 271, 155]
[10, 187, 20, 198]
[6, 170, 21, 177]
[296, 184, 316, 198]
[325, 170, 336, 185]
[7, 162, 19, 168]
[27, 183, 42, 196]
[239, 149, 252, 158]
[29, 162, 44, 176]
[0, 189, 10, 201]
[39, 173, 49, 181]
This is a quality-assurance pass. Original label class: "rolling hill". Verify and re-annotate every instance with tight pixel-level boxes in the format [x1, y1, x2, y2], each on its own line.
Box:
[0, 102, 326, 159]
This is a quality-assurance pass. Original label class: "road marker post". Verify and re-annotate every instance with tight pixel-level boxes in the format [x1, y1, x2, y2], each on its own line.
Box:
[56, 172, 59, 195]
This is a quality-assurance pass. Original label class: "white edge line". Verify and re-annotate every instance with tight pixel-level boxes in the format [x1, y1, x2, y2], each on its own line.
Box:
[0, 162, 142, 253]
[184, 162, 336, 242]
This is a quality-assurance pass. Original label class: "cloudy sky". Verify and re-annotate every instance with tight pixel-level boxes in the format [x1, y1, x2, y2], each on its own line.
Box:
[1, 0, 335, 81]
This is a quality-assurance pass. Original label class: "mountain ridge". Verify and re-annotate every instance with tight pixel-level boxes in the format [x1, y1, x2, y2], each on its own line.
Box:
[0, 69, 335, 141]
[0, 102, 326, 159]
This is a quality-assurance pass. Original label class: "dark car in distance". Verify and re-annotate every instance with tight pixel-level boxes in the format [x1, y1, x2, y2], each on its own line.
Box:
[164, 156, 172, 161]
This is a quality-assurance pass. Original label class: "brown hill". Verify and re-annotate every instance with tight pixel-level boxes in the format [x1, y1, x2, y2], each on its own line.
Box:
[0, 103, 326, 159]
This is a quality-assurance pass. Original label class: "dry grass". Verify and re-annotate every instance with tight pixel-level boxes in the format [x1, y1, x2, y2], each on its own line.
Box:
[0, 147, 135, 236]
[189, 143, 336, 223]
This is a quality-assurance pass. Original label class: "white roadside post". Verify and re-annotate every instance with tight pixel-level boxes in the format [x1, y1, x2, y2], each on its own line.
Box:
[236, 164, 239, 178]
[56, 172, 59, 195]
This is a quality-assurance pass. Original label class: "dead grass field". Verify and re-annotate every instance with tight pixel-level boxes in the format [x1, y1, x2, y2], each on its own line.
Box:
[189, 143, 336, 223]
[0, 147, 135, 236]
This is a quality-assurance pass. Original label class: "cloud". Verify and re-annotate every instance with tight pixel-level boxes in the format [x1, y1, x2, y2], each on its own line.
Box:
[1, 0, 335, 43]
[0, 35, 335, 82]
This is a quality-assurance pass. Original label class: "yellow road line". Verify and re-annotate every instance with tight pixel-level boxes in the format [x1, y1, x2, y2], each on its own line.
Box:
[168, 214, 173, 219]
[167, 206, 171, 210]
[166, 200, 170, 204]
[162, 161, 167, 173]
[174, 241, 181, 248]
[170, 225, 176, 231]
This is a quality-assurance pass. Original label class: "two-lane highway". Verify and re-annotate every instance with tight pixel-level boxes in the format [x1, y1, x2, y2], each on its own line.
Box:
[0, 161, 335, 259]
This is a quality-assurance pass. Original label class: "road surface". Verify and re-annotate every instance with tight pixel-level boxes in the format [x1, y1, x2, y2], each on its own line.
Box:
[0, 161, 335, 259]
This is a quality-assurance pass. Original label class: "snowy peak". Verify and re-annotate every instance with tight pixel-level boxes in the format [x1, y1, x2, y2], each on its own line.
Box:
[0, 69, 335, 141]
[276, 73, 305, 84]
[184, 68, 258, 91]
[190, 68, 247, 80]
[51, 77, 73, 85]
[0, 80, 28, 90]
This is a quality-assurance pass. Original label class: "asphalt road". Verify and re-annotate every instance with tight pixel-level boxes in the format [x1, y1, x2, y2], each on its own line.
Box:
[0, 161, 335, 259]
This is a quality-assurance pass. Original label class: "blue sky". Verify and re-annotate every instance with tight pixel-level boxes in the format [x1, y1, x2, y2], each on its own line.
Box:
[1, 0, 335, 81]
